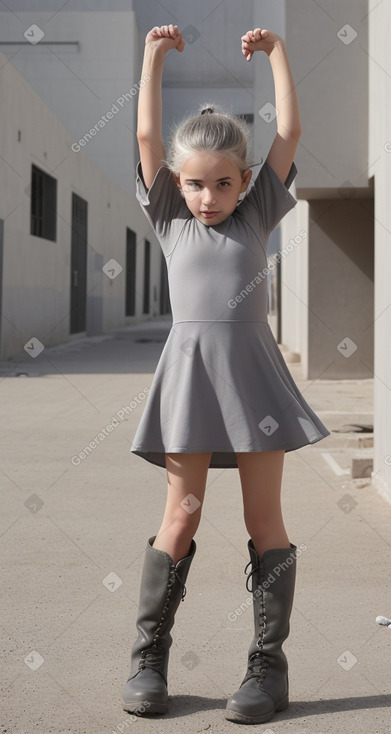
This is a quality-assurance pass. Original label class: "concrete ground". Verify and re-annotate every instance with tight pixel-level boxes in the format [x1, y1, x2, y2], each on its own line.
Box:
[1, 316, 390, 734]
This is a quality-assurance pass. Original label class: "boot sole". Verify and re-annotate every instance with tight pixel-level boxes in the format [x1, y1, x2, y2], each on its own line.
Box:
[225, 695, 289, 724]
[122, 699, 168, 715]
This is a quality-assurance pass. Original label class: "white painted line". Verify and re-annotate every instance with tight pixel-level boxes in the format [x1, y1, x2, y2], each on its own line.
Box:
[321, 453, 350, 476]
[316, 411, 374, 415]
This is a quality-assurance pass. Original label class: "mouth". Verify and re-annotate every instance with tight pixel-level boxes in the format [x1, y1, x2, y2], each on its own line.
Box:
[200, 211, 220, 218]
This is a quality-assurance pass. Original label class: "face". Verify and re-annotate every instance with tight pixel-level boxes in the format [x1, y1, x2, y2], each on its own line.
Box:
[176, 151, 252, 226]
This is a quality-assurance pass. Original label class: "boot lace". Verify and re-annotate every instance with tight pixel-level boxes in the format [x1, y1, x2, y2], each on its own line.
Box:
[174, 568, 188, 601]
[138, 564, 188, 678]
[246, 650, 268, 681]
[244, 560, 261, 593]
[243, 559, 268, 684]
[139, 644, 166, 675]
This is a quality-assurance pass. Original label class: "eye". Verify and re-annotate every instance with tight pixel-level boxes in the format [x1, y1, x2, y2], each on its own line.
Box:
[219, 181, 231, 188]
[183, 181, 200, 191]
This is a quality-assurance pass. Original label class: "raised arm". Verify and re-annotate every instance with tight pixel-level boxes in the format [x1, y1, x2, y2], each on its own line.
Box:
[241, 28, 302, 185]
[137, 24, 185, 190]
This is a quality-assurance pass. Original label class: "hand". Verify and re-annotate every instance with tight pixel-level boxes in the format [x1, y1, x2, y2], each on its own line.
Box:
[241, 28, 282, 61]
[145, 24, 185, 54]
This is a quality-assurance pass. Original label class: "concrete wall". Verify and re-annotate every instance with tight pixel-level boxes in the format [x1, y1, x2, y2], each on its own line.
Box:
[306, 197, 374, 379]
[277, 0, 374, 379]
[285, 0, 369, 194]
[133, 0, 255, 87]
[0, 9, 140, 194]
[283, 195, 374, 381]
[0, 50, 161, 361]
[368, 0, 391, 501]
[280, 200, 309, 363]
[252, 0, 287, 165]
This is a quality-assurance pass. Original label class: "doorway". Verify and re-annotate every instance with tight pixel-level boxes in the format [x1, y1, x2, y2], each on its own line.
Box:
[70, 193, 88, 334]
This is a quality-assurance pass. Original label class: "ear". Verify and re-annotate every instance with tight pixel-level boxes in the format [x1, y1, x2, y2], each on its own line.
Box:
[240, 168, 252, 193]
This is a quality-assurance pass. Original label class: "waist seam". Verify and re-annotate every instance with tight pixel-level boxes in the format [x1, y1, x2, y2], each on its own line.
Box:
[172, 320, 268, 324]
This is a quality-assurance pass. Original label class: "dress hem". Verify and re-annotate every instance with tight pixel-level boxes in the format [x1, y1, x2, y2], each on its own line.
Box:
[130, 429, 330, 469]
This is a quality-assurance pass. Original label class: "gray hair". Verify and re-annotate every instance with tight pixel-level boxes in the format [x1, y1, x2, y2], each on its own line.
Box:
[166, 103, 251, 174]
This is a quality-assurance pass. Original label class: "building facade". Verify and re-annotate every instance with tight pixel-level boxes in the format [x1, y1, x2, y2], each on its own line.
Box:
[271, 0, 390, 500]
[0, 4, 168, 361]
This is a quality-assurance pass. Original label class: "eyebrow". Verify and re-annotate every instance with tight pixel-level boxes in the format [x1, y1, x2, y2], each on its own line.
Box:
[184, 176, 234, 183]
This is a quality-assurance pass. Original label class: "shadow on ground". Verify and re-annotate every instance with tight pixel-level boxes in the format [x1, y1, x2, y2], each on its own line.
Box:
[132, 692, 391, 720]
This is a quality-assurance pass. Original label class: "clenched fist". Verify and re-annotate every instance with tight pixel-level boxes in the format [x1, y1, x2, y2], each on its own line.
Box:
[241, 28, 282, 60]
[146, 24, 185, 53]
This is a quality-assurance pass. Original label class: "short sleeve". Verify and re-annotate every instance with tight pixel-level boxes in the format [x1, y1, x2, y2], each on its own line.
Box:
[135, 161, 190, 253]
[239, 160, 298, 240]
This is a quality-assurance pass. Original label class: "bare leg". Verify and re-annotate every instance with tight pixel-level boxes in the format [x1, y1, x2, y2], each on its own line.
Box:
[153, 452, 212, 563]
[236, 450, 290, 558]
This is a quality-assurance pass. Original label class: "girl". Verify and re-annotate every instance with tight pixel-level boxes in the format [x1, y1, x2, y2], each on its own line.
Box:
[122, 24, 330, 725]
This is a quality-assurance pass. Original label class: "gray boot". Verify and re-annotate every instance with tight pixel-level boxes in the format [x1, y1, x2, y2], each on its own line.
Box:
[122, 536, 196, 715]
[226, 540, 297, 724]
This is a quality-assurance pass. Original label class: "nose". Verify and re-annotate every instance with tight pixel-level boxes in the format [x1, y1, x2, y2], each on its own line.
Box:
[202, 188, 216, 206]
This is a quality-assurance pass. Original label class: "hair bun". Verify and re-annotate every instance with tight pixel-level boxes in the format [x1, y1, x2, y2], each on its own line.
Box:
[201, 107, 214, 115]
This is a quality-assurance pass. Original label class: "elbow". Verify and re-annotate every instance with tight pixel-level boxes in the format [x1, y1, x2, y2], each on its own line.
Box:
[290, 125, 302, 141]
[137, 130, 163, 148]
[293, 119, 302, 138]
[277, 125, 302, 142]
[137, 130, 149, 143]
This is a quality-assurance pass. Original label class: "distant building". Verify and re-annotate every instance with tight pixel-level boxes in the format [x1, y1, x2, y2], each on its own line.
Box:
[0, 4, 170, 361]
[271, 0, 389, 500]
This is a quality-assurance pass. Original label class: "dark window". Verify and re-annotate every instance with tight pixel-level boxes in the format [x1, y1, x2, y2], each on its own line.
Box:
[125, 228, 137, 316]
[159, 251, 171, 315]
[237, 114, 255, 162]
[238, 113, 254, 126]
[70, 193, 88, 334]
[30, 165, 57, 241]
[143, 239, 151, 314]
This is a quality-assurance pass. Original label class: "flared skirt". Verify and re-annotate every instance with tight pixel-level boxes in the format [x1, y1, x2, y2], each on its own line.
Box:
[130, 320, 330, 468]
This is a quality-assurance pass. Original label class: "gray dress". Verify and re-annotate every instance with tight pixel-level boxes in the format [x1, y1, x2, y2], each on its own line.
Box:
[131, 160, 330, 468]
